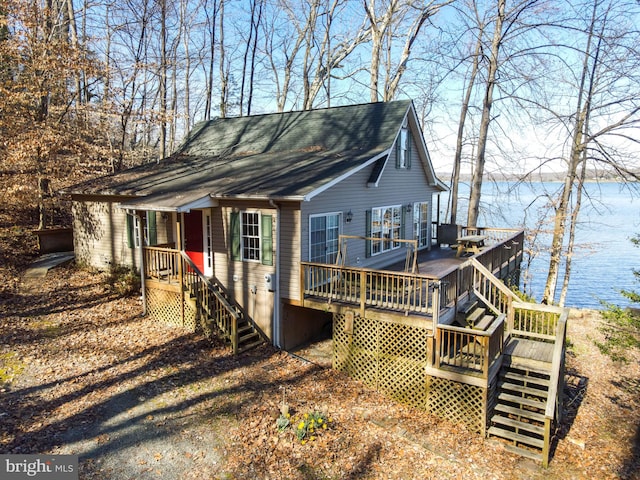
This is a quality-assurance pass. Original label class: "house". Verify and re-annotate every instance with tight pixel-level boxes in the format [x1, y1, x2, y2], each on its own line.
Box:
[65, 99, 568, 466]
[65, 100, 447, 350]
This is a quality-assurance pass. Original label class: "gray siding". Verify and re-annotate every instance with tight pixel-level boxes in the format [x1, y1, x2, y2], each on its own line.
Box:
[72, 198, 134, 269]
[278, 202, 302, 302]
[300, 134, 437, 270]
[72, 196, 173, 270]
[212, 201, 277, 339]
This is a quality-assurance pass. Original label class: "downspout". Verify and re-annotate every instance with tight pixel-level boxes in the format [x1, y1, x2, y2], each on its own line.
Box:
[269, 199, 282, 349]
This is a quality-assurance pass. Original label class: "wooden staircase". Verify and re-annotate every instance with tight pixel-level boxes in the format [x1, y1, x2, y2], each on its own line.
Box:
[458, 299, 496, 331]
[488, 360, 552, 462]
[210, 279, 264, 353]
[182, 255, 265, 354]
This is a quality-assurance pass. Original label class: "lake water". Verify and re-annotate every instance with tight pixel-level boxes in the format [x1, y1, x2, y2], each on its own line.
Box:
[444, 181, 640, 309]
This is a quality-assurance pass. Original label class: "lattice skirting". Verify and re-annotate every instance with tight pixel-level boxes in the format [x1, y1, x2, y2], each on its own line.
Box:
[333, 312, 429, 409]
[426, 377, 485, 433]
[146, 287, 198, 332]
[333, 311, 486, 430]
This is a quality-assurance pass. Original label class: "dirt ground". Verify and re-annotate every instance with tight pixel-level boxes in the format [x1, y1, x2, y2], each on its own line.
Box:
[1, 263, 639, 480]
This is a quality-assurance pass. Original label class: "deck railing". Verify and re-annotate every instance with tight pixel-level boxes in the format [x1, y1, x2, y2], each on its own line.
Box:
[144, 246, 180, 284]
[301, 262, 439, 316]
[434, 313, 505, 377]
[301, 228, 524, 324]
[512, 301, 563, 341]
[542, 308, 568, 467]
[463, 257, 519, 324]
[142, 246, 243, 353]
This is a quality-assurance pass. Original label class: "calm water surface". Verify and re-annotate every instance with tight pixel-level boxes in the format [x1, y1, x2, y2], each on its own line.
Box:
[445, 181, 640, 309]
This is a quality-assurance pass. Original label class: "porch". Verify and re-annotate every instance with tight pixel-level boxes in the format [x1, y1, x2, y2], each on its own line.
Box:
[299, 227, 525, 327]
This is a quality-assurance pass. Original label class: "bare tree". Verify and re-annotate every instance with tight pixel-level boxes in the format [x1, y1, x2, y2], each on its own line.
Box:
[466, 0, 505, 228]
[449, 7, 485, 225]
[203, 0, 220, 120]
[542, 0, 640, 304]
[264, 0, 370, 111]
[364, 0, 453, 103]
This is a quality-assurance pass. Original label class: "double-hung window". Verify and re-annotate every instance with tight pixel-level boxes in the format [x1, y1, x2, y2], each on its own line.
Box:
[413, 202, 429, 248]
[370, 205, 402, 255]
[230, 210, 273, 266]
[241, 212, 261, 261]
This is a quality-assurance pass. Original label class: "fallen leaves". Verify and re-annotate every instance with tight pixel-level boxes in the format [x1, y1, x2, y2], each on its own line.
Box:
[0, 266, 638, 479]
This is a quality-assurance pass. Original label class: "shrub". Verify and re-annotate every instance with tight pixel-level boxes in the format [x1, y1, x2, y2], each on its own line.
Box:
[105, 266, 140, 297]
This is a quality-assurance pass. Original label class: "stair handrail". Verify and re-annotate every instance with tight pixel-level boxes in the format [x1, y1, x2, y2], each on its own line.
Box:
[180, 252, 242, 353]
[465, 257, 519, 331]
[467, 257, 519, 303]
[542, 307, 569, 466]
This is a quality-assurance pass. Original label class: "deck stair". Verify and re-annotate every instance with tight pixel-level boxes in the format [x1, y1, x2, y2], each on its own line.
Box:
[488, 361, 552, 462]
[458, 299, 496, 331]
[182, 262, 265, 354]
[212, 281, 264, 353]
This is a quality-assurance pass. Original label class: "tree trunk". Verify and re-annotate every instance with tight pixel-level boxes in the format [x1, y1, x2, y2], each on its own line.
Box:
[451, 25, 483, 224]
[158, 0, 167, 161]
[467, 0, 504, 228]
[204, 0, 218, 121]
[559, 158, 587, 306]
[542, 0, 601, 304]
[219, 0, 228, 118]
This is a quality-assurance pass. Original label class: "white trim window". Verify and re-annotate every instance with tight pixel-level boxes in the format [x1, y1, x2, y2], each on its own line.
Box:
[204, 211, 213, 276]
[413, 202, 429, 248]
[241, 211, 261, 262]
[309, 213, 341, 263]
[230, 210, 273, 266]
[128, 211, 157, 248]
[371, 205, 402, 255]
[395, 120, 412, 169]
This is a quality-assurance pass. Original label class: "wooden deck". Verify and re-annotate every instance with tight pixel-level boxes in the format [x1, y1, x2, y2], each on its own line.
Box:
[387, 245, 465, 276]
[504, 337, 555, 370]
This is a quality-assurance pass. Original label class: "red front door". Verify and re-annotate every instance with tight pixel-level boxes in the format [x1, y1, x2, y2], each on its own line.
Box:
[184, 211, 204, 273]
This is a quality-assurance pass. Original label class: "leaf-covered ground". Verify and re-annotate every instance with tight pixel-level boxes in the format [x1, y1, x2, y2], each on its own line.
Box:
[1, 260, 638, 479]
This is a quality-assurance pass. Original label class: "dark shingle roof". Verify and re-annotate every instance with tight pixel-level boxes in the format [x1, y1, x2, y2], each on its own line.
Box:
[68, 100, 412, 200]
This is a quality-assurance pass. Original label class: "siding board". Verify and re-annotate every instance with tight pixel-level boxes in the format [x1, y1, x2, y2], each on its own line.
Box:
[301, 136, 438, 271]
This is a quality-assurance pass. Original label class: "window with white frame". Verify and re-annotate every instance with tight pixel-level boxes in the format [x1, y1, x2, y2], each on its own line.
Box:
[230, 210, 273, 265]
[309, 213, 341, 263]
[371, 205, 402, 255]
[396, 122, 412, 169]
[413, 202, 429, 248]
[205, 212, 213, 272]
[399, 128, 409, 168]
[241, 211, 261, 261]
[128, 211, 157, 248]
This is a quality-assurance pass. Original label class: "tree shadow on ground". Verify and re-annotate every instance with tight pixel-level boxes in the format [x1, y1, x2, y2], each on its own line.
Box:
[551, 369, 589, 460]
[296, 441, 382, 480]
[610, 376, 640, 479]
[1, 334, 323, 469]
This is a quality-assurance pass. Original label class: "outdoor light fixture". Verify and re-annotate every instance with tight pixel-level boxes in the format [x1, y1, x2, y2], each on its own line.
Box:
[345, 210, 353, 223]
[406, 203, 413, 213]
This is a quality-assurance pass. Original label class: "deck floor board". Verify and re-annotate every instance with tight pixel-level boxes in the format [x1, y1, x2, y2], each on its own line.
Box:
[504, 337, 554, 364]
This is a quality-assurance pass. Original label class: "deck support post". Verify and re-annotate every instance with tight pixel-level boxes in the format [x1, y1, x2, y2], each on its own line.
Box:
[135, 210, 147, 316]
[176, 214, 185, 326]
[360, 269, 366, 318]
